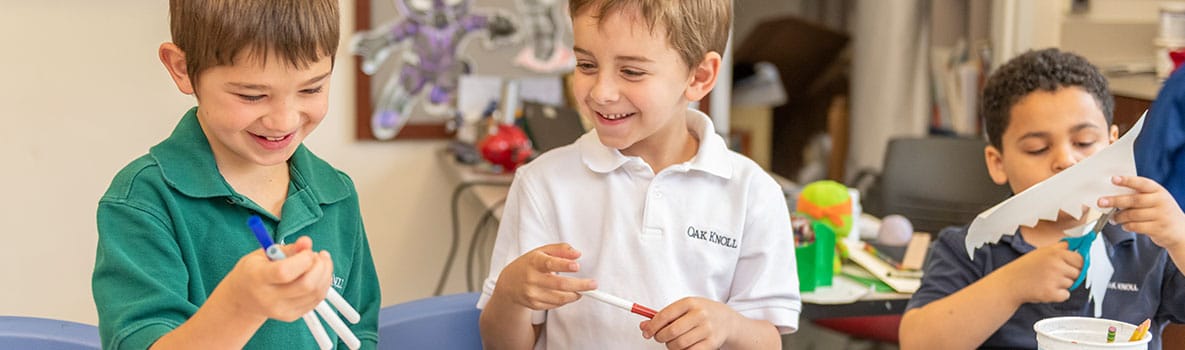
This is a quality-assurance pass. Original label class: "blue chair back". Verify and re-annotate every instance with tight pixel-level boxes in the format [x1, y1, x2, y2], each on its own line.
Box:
[0, 316, 101, 350]
[379, 292, 482, 349]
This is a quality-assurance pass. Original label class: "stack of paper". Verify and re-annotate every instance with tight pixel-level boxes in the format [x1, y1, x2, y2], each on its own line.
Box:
[846, 241, 921, 293]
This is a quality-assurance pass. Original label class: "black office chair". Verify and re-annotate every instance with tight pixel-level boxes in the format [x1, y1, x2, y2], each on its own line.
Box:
[857, 136, 1012, 235]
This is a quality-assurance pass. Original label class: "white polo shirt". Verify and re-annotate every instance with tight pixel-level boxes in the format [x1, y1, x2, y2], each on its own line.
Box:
[477, 108, 801, 349]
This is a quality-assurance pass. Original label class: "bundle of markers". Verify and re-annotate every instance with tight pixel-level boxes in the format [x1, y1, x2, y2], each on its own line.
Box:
[248, 216, 361, 350]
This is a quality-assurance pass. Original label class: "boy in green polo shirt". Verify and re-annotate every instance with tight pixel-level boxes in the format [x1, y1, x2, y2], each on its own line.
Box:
[91, 1, 380, 349]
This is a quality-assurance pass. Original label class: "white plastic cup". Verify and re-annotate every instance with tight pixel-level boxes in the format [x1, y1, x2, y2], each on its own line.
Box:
[846, 188, 862, 246]
[1162, 3, 1185, 40]
[1034, 316, 1152, 350]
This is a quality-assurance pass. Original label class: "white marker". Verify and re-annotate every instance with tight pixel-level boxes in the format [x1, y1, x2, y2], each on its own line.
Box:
[581, 290, 657, 319]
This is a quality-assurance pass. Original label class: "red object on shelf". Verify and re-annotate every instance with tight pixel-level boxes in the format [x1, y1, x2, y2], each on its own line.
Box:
[1171, 48, 1185, 74]
[477, 123, 533, 173]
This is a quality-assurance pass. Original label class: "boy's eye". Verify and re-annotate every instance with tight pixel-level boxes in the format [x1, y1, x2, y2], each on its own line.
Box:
[1023, 147, 1047, 155]
[237, 94, 265, 102]
[621, 69, 646, 78]
[301, 86, 324, 95]
[576, 62, 596, 73]
[1074, 141, 1096, 148]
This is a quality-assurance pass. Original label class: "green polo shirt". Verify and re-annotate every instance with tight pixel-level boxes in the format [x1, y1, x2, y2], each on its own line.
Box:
[93, 107, 380, 349]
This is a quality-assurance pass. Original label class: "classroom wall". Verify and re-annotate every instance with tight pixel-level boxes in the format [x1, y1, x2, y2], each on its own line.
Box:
[0, 0, 480, 324]
[847, 0, 930, 176]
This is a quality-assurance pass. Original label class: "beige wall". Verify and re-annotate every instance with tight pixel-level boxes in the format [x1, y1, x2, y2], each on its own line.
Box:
[0, 0, 481, 324]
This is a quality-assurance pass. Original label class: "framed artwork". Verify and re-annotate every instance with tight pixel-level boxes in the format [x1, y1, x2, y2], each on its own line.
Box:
[352, 0, 574, 141]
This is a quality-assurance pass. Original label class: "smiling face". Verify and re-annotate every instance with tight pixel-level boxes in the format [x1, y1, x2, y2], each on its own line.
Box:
[985, 86, 1119, 195]
[189, 50, 333, 173]
[569, 8, 714, 160]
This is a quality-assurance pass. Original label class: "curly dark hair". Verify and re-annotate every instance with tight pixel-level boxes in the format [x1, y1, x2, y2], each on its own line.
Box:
[980, 48, 1113, 150]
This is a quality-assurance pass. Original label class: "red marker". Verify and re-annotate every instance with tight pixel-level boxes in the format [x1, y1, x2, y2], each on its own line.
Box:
[581, 290, 657, 318]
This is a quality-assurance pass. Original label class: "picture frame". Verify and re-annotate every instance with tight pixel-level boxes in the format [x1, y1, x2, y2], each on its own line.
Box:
[352, 0, 576, 141]
[354, 0, 449, 140]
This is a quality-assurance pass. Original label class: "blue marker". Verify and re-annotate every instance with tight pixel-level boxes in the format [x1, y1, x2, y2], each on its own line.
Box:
[247, 215, 287, 261]
[245, 215, 361, 350]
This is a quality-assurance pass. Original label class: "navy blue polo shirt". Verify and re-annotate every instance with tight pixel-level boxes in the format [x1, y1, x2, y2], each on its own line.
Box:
[907, 225, 1185, 349]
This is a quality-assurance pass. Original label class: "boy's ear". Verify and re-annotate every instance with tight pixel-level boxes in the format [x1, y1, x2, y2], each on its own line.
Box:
[159, 43, 195, 95]
[1109, 124, 1119, 143]
[684, 51, 721, 101]
[984, 145, 1009, 185]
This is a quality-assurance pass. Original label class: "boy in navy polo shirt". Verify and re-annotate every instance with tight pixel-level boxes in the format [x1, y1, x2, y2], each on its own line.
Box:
[92, 1, 379, 349]
[899, 48, 1185, 349]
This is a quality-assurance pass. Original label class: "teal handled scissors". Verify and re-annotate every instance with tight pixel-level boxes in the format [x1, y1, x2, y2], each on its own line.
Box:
[1062, 209, 1116, 291]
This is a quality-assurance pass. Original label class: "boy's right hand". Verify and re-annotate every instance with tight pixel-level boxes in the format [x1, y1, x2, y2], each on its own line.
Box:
[994, 241, 1083, 304]
[215, 236, 334, 322]
[493, 243, 597, 310]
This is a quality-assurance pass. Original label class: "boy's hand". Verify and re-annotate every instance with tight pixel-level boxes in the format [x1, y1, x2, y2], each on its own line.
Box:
[1099, 175, 1185, 250]
[640, 297, 737, 350]
[217, 236, 334, 322]
[994, 242, 1082, 304]
[493, 243, 597, 310]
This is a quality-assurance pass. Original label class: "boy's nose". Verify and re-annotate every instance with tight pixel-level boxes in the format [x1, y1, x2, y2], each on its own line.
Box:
[589, 74, 619, 104]
[263, 98, 302, 131]
[1051, 146, 1078, 173]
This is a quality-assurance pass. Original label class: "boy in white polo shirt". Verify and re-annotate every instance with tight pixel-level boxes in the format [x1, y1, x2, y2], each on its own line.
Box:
[476, 0, 801, 348]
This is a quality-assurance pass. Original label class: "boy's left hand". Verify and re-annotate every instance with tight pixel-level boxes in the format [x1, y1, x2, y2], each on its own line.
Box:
[639, 297, 736, 350]
[1099, 175, 1185, 249]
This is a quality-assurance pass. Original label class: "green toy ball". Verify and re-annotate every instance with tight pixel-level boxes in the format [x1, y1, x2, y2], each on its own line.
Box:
[795, 180, 853, 238]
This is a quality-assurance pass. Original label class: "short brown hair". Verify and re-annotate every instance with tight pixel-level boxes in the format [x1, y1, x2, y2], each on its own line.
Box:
[569, 0, 731, 69]
[169, 0, 340, 86]
[981, 48, 1112, 151]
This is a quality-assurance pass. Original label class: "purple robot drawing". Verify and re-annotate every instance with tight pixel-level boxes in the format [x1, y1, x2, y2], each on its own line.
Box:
[352, 0, 515, 140]
[513, 0, 573, 72]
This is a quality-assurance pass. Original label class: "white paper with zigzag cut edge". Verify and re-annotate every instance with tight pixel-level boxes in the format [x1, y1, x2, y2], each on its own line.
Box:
[965, 114, 1145, 316]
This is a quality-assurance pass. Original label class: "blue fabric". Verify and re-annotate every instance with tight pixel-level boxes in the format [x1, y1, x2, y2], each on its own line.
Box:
[907, 225, 1185, 349]
[1136, 68, 1185, 209]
